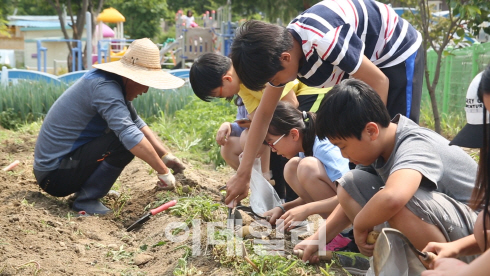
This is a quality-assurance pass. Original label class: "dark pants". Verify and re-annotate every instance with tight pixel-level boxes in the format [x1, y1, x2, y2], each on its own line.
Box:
[381, 45, 424, 123]
[37, 131, 134, 197]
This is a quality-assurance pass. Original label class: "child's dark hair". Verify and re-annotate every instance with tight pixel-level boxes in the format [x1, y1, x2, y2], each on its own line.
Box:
[268, 101, 316, 156]
[189, 53, 231, 102]
[231, 20, 293, 91]
[472, 64, 490, 249]
[316, 79, 391, 141]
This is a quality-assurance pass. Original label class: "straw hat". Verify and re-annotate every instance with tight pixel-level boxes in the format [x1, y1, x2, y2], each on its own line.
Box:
[93, 38, 184, 90]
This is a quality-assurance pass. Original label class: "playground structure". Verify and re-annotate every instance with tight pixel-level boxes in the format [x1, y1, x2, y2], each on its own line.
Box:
[94, 7, 128, 65]
[36, 39, 83, 73]
[30, 3, 235, 73]
[160, 2, 236, 68]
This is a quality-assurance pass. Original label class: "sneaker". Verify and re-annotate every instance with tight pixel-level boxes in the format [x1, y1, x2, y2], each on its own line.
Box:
[325, 233, 352, 251]
[333, 252, 370, 276]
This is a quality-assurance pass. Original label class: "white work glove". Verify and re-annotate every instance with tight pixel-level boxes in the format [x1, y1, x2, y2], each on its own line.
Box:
[157, 171, 176, 190]
[162, 153, 185, 174]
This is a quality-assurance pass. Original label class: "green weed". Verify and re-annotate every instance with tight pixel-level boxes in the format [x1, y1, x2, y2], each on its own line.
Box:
[172, 245, 203, 276]
[150, 97, 236, 167]
[107, 245, 133, 262]
[420, 99, 465, 139]
[212, 240, 317, 276]
[21, 198, 35, 207]
[173, 258, 203, 276]
[105, 190, 131, 219]
[169, 195, 226, 226]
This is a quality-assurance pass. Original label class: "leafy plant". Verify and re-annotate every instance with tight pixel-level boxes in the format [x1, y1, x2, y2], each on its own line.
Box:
[173, 258, 203, 276]
[169, 195, 226, 226]
[107, 245, 134, 262]
[212, 240, 317, 276]
[150, 97, 236, 167]
[105, 190, 132, 219]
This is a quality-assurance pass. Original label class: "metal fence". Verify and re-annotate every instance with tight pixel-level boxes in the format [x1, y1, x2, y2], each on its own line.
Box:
[423, 42, 490, 115]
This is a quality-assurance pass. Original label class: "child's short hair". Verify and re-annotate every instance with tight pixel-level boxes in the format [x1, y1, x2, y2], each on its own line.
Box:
[231, 20, 293, 91]
[316, 79, 391, 141]
[189, 53, 232, 102]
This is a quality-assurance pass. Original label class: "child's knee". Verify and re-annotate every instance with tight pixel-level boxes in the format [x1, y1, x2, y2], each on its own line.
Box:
[297, 157, 325, 181]
[239, 129, 249, 150]
[337, 185, 355, 206]
[284, 157, 300, 183]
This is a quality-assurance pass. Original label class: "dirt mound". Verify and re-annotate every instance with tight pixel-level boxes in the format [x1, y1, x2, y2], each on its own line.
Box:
[0, 129, 348, 275]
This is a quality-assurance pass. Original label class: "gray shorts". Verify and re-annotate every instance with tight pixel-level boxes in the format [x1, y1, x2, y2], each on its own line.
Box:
[336, 169, 478, 263]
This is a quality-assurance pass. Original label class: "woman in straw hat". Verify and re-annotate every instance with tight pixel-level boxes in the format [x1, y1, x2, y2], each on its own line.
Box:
[33, 38, 185, 215]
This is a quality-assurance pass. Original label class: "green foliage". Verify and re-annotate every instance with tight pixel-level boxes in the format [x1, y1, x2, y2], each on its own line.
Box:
[168, 195, 226, 226]
[213, 241, 318, 275]
[0, 81, 66, 129]
[173, 257, 203, 276]
[419, 99, 465, 139]
[2, 0, 56, 16]
[132, 84, 195, 119]
[107, 245, 134, 261]
[397, 0, 489, 133]
[150, 97, 236, 167]
[111, 0, 168, 39]
[0, 108, 23, 130]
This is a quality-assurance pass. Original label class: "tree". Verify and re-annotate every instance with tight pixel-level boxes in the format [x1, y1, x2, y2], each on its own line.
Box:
[255, 0, 322, 23]
[3, 0, 56, 15]
[46, 0, 104, 71]
[110, 0, 168, 40]
[398, 0, 489, 133]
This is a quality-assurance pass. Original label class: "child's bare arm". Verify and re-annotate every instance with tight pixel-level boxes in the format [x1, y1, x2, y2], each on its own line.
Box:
[354, 169, 422, 229]
[423, 235, 481, 261]
[280, 89, 299, 108]
[224, 85, 284, 205]
[353, 169, 422, 255]
[351, 56, 389, 105]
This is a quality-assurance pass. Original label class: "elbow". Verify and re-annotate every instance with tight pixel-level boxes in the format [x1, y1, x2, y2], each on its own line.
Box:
[383, 196, 406, 213]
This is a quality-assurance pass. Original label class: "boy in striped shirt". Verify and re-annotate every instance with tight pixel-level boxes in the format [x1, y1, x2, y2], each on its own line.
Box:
[224, 0, 424, 210]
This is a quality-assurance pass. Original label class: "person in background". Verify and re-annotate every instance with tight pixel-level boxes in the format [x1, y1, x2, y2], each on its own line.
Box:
[422, 65, 490, 275]
[181, 10, 197, 28]
[33, 38, 185, 215]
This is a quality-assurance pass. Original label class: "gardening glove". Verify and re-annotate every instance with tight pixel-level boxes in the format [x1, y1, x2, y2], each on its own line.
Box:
[157, 171, 176, 190]
[162, 153, 185, 174]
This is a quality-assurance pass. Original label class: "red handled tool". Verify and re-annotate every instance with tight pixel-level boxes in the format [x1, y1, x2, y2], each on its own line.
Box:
[126, 199, 177, 232]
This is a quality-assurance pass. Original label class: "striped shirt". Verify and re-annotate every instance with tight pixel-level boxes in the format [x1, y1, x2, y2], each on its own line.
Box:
[288, 0, 422, 88]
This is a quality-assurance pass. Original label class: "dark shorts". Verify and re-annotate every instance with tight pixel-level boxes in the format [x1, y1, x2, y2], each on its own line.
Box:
[381, 45, 424, 123]
[35, 131, 134, 197]
[336, 169, 478, 263]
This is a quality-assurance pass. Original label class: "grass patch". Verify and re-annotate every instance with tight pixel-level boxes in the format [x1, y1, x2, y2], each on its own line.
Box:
[149, 97, 236, 167]
[168, 195, 226, 225]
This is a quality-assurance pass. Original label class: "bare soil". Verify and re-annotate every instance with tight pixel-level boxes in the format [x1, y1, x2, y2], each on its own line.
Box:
[0, 128, 348, 276]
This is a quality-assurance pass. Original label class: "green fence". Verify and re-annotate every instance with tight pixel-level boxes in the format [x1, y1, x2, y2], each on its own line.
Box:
[423, 42, 490, 115]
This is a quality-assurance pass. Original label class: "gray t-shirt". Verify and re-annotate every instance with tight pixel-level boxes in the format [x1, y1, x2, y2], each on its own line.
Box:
[373, 115, 476, 204]
[34, 69, 147, 173]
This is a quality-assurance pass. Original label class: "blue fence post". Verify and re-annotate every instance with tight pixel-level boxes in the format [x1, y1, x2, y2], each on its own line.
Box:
[37, 40, 41, 72]
[77, 40, 82, 71]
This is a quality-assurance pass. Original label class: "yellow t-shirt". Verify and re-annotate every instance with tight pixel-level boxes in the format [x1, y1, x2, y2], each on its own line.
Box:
[238, 80, 330, 113]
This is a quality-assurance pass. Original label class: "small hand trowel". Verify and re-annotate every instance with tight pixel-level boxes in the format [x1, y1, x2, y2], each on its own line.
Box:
[127, 199, 177, 232]
[373, 228, 436, 276]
